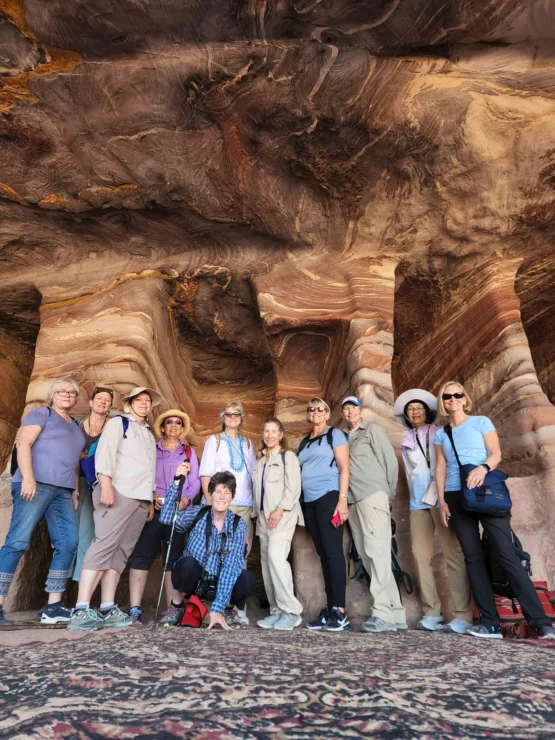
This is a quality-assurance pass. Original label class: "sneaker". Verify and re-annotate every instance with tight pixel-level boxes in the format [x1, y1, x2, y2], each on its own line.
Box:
[257, 613, 283, 629]
[159, 604, 185, 627]
[466, 622, 503, 639]
[306, 606, 330, 631]
[417, 616, 445, 631]
[129, 606, 143, 625]
[67, 607, 102, 632]
[361, 616, 398, 633]
[0, 607, 8, 626]
[274, 613, 302, 631]
[322, 607, 351, 632]
[40, 602, 72, 624]
[98, 605, 133, 629]
[537, 624, 555, 640]
[445, 618, 471, 635]
[225, 607, 249, 628]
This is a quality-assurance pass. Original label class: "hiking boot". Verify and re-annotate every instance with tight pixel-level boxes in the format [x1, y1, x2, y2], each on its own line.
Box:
[67, 607, 102, 632]
[0, 607, 8, 626]
[306, 606, 330, 631]
[466, 622, 503, 639]
[98, 605, 133, 629]
[257, 613, 283, 629]
[537, 624, 555, 640]
[159, 604, 185, 627]
[417, 616, 444, 631]
[322, 607, 351, 632]
[274, 613, 302, 631]
[128, 606, 143, 625]
[445, 618, 470, 635]
[361, 616, 397, 633]
[40, 602, 72, 624]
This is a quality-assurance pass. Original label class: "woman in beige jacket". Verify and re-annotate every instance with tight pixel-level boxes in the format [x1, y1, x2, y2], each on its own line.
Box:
[253, 416, 304, 630]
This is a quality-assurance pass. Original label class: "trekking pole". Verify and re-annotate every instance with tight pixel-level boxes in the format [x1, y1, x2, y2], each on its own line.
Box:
[152, 474, 185, 632]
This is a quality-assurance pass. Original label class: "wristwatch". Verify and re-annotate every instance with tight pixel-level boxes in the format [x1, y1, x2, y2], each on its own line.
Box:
[339, 493, 349, 499]
[481, 463, 491, 472]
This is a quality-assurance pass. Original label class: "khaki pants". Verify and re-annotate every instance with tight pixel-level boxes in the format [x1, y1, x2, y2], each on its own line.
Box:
[349, 492, 406, 625]
[257, 511, 303, 616]
[230, 505, 254, 560]
[82, 488, 149, 574]
[410, 508, 473, 621]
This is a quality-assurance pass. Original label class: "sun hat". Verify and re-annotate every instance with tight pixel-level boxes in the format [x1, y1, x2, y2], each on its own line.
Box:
[393, 389, 437, 428]
[341, 396, 362, 407]
[121, 386, 162, 413]
[154, 409, 191, 439]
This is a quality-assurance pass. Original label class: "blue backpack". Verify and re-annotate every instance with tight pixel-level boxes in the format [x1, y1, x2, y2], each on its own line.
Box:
[80, 416, 129, 487]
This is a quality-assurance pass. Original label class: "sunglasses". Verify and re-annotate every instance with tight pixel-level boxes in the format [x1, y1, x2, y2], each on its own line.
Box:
[164, 419, 183, 426]
[308, 406, 326, 413]
[224, 412, 242, 418]
[442, 392, 465, 401]
[93, 386, 114, 399]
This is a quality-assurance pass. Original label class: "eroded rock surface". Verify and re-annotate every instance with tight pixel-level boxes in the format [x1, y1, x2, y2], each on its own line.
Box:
[1, 0, 555, 617]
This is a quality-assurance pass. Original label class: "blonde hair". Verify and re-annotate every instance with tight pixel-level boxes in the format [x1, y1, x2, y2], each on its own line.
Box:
[47, 377, 80, 405]
[437, 381, 473, 417]
[260, 416, 290, 454]
[219, 401, 245, 431]
[306, 397, 331, 423]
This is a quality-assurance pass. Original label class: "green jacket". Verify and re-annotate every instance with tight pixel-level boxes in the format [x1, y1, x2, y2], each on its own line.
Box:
[346, 422, 398, 504]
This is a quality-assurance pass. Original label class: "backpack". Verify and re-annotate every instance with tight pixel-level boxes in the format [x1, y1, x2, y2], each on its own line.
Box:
[298, 427, 337, 467]
[11, 406, 80, 476]
[482, 528, 531, 599]
[80, 415, 130, 487]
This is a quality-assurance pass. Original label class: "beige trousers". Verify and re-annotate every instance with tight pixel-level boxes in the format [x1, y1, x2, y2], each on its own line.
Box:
[230, 504, 254, 559]
[83, 488, 149, 574]
[410, 508, 473, 621]
[349, 491, 406, 625]
[257, 511, 303, 616]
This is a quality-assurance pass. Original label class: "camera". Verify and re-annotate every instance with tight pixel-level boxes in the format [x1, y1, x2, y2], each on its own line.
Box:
[197, 575, 219, 601]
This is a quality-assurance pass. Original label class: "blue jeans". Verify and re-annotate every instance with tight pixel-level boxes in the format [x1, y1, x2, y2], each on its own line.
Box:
[71, 476, 95, 582]
[0, 482, 78, 597]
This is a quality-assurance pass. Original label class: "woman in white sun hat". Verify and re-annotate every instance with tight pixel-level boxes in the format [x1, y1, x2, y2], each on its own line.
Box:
[394, 388, 472, 634]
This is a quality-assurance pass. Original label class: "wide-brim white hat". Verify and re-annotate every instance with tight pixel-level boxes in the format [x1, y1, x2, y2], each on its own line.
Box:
[393, 389, 437, 427]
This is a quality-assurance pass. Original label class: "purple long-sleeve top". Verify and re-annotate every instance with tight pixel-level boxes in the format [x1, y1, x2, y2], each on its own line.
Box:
[154, 439, 201, 500]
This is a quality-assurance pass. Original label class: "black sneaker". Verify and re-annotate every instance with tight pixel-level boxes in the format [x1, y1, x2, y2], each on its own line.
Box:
[322, 607, 351, 632]
[537, 624, 555, 640]
[306, 606, 330, 631]
[0, 607, 8, 626]
[465, 622, 503, 639]
[40, 602, 72, 624]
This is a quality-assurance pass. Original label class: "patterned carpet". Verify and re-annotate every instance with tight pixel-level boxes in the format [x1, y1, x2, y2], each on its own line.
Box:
[1, 628, 554, 739]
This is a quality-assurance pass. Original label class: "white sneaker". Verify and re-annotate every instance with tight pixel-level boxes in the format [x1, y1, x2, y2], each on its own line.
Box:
[274, 613, 302, 631]
[233, 608, 249, 627]
[257, 613, 283, 629]
[445, 618, 471, 634]
[417, 616, 445, 631]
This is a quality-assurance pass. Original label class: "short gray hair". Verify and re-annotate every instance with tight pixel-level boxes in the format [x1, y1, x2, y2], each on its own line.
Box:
[219, 401, 245, 430]
[47, 377, 80, 404]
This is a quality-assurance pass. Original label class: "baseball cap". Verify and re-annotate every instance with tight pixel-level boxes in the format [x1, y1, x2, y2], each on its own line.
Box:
[341, 396, 362, 407]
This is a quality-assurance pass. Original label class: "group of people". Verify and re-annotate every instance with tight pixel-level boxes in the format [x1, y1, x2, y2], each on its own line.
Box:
[0, 377, 553, 640]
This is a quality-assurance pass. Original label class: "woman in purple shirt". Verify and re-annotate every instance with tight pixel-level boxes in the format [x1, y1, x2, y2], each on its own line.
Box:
[0, 378, 85, 626]
[128, 408, 200, 623]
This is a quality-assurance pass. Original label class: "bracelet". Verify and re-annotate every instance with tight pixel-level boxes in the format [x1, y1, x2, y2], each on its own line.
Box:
[481, 463, 491, 472]
[339, 493, 349, 499]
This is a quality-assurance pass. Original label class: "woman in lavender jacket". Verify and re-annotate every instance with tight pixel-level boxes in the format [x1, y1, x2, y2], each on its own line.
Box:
[128, 409, 200, 623]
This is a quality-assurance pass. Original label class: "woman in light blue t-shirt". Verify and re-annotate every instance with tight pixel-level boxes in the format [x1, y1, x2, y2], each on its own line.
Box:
[297, 397, 350, 633]
[435, 381, 554, 640]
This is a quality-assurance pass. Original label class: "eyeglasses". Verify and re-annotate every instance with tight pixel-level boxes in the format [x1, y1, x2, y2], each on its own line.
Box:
[442, 392, 465, 401]
[224, 412, 242, 418]
[407, 405, 425, 412]
[308, 406, 326, 413]
[164, 419, 183, 426]
[56, 390, 78, 398]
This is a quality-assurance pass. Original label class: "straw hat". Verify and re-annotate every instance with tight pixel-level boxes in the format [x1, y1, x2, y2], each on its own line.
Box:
[393, 388, 437, 428]
[121, 386, 162, 414]
[154, 408, 191, 439]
